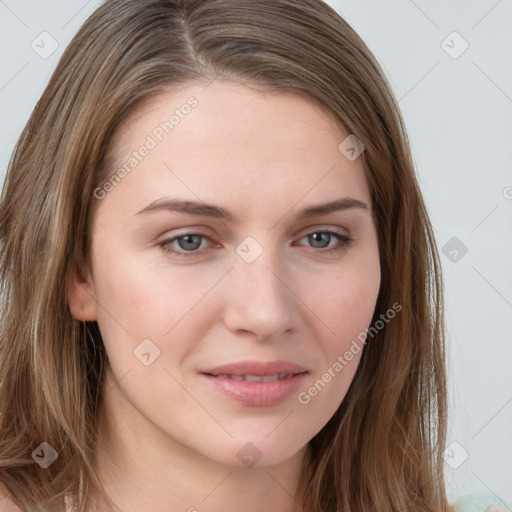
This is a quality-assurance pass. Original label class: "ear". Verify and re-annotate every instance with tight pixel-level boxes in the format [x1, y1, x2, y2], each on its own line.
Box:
[66, 258, 98, 322]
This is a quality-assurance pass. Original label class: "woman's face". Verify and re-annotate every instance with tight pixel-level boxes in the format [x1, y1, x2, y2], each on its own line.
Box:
[70, 80, 381, 468]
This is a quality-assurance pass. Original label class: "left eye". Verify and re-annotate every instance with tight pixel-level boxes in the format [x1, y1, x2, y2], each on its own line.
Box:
[160, 229, 353, 257]
[162, 233, 210, 254]
[299, 230, 353, 251]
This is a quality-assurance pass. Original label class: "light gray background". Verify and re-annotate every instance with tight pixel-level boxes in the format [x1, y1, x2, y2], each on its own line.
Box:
[1, 0, 511, 504]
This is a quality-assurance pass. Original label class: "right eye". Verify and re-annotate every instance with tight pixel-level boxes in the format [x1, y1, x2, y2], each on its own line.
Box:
[159, 232, 216, 257]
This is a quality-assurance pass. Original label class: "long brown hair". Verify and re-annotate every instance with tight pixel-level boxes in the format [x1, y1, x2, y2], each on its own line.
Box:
[0, 0, 448, 510]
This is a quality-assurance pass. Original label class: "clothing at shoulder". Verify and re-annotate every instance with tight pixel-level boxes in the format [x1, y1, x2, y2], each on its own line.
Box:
[453, 492, 511, 512]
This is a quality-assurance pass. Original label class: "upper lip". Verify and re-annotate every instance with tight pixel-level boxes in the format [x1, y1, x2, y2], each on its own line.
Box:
[200, 359, 308, 376]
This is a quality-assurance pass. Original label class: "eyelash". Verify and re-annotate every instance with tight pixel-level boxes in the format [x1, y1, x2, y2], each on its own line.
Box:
[159, 229, 354, 258]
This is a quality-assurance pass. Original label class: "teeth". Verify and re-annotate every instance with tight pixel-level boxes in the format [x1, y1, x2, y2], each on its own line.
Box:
[214, 373, 291, 382]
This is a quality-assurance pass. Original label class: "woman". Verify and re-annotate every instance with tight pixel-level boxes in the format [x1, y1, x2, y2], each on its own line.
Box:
[0, 1, 508, 511]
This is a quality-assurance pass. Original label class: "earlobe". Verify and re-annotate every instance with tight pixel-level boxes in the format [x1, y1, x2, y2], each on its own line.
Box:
[66, 259, 98, 322]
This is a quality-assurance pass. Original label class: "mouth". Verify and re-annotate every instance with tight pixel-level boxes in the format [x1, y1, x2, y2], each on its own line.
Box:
[207, 372, 301, 382]
[199, 359, 308, 378]
[198, 360, 309, 406]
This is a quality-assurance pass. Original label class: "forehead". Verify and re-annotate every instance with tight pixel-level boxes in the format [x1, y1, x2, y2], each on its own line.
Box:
[99, 80, 371, 219]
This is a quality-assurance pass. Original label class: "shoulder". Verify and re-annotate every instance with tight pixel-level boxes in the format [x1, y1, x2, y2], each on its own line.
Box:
[0, 482, 23, 512]
[451, 492, 511, 512]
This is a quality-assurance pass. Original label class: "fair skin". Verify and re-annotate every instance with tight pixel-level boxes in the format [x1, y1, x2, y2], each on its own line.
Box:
[73, 80, 382, 512]
[3, 80, 382, 511]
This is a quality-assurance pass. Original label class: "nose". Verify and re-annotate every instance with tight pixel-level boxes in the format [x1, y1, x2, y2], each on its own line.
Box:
[223, 247, 296, 340]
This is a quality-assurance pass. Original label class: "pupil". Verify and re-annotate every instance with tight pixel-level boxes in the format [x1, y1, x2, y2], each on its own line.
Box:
[179, 235, 201, 251]
[310, 233, 329, 248]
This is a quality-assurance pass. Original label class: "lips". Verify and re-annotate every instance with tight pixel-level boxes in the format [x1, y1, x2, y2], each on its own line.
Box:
[200, 359, 308, 377]
[214, 373, 293, 382]
[199, 360, 309, 406]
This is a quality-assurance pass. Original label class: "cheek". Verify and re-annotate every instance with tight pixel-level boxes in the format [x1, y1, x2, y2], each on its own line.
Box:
[295, 261, 380, 426]
[90, 245, 223, 362]
[307, 253, 381, 346]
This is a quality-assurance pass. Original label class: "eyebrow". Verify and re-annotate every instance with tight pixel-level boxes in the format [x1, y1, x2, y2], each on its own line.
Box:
[134, 197, 369, 222]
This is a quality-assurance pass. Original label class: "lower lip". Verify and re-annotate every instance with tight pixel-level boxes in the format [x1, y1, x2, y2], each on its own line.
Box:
[200, 372, 308, 406]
